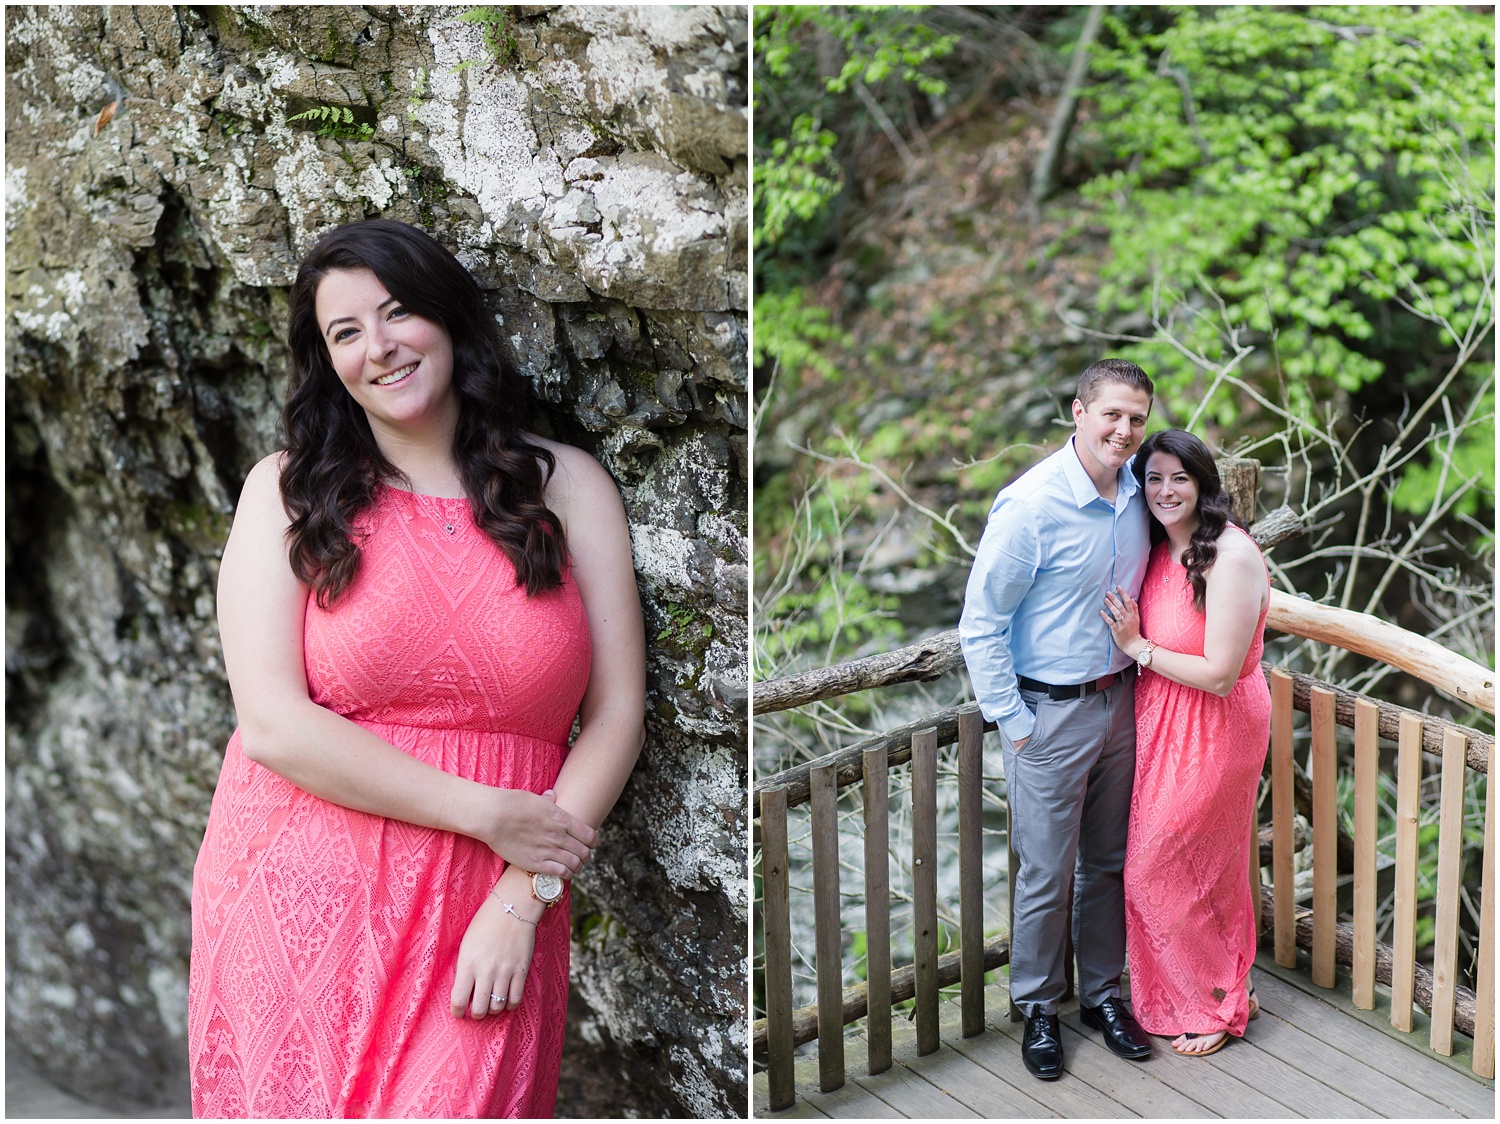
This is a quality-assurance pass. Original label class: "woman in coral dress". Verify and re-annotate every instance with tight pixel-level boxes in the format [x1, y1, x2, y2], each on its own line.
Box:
[188, 220, 645, 1116]
[1101, 428, 1271, 1058]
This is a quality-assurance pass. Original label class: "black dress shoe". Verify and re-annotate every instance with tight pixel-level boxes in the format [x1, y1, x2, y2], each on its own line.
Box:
[1079, 996, 1152, 1060]
[1021, 1013, 1064, 1079]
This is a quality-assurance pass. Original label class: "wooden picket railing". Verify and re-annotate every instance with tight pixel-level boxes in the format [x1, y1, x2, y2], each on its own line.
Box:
[752, 619, 1495, 1111]
[757, 707, 997, 1107]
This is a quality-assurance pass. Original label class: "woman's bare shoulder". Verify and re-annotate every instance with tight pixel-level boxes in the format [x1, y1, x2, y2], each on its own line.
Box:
[232, 450, 293, 523]
[1210, 524, 1267, 582]
[1216, 524, 1264, 560]
[528, 435, 617, 503]
[244, 449, 288, 486]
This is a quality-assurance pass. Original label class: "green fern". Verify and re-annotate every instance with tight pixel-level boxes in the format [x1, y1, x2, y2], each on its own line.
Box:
[407, 65, 430, 123]
[288, 104, 374, 142]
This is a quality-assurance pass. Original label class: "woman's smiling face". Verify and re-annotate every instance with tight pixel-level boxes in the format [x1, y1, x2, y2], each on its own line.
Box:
[1143, 450, 1200, 535]
[314, 267, 458, 439]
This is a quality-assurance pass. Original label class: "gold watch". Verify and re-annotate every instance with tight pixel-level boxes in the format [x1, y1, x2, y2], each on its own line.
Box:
[529, 871, 564, 907]
[1136, 640, 1157, 668]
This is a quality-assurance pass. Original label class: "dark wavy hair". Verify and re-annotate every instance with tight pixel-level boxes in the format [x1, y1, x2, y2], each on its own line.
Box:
[281, 219, 565, 607]
[1132, 429, 1247, 613]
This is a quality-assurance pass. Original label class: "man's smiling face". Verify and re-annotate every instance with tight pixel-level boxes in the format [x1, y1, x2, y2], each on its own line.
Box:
[1071, 384, 1152, 483]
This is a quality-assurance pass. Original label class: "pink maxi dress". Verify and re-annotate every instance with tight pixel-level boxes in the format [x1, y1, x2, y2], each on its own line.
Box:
[1123, 527, 1271, 1039]
[189, 485, 591, 1117]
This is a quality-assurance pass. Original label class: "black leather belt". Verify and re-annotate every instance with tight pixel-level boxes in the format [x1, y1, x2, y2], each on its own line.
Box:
[1017, 672, 1121, 700]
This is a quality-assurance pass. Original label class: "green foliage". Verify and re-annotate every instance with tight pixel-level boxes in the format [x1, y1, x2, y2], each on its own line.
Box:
[288, 104, 374, 142]
[754, 6, 958, 385]
[754, 114, 841, 251]
[655, 602, 714, 653]
[407, 65, 430, 122]
[1391, 391, 1495, 519]
[754, 5, 956, 247]
[752, 288, 847, 384]
[850, 928, 868, 980]
[455, 6, 519, 72]
[1076, 6, 1494, 418]
[755, 470, 903, 681]
[758, 5, 955, 98]
[758, 577, 899, 679]
[754, 5, 965, 587]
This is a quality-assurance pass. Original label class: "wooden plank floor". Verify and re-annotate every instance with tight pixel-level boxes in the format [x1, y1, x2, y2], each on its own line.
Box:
[753, 951, 1496, 1118]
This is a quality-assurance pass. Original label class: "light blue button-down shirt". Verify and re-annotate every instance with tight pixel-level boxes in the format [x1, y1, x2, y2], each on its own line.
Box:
[959, 436, 1151, 742]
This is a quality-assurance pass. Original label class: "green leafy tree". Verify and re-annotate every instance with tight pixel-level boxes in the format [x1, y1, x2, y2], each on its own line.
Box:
[754, 6, 957, 398]
[754, 6, 962, 676]
[1077, 6, 1493, 421]
[755, 6, 955, 250]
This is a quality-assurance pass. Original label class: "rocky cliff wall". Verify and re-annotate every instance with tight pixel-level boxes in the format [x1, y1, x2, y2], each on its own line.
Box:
[5, 5, 747, 1115]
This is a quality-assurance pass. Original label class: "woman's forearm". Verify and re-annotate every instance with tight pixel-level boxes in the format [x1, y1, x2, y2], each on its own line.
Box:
[238, 698, 494, 836]
[236, 697, 596, 873]
[548, 707, 645, 830]
[1127, 640, 1239, 697]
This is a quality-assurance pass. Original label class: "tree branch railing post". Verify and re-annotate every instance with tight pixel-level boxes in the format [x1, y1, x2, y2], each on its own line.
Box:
[862, 745, 892, 1075]
[958, 710, 986, 1038]
[809, 763, 843, 1092]
[759, 786, 794, 1111]
[911, 729, 940, 1057]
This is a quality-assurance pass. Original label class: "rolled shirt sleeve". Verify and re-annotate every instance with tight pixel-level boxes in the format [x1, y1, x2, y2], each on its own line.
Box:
[960, 497, 1043, 742]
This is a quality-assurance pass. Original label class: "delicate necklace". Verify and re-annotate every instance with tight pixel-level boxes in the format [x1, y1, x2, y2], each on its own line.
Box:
[1164, 547, 1184, 583]
[413, 492, 463, 535]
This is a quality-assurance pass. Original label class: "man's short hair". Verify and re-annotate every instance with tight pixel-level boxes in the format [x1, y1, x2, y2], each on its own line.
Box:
[1076, 358, 1155, 407]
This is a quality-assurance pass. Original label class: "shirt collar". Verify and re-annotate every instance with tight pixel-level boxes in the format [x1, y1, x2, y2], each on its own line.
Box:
[1062, 436, 1141, 509]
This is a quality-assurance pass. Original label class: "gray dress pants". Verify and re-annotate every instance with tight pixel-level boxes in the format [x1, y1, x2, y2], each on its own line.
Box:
[1000, 670, 1137, 1018]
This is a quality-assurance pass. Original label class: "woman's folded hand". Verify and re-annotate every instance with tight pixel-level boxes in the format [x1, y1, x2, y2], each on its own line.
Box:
[479, 787, 596, 876]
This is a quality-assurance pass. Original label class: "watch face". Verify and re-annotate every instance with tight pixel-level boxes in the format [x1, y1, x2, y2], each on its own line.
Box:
[533, 873, 564, 903]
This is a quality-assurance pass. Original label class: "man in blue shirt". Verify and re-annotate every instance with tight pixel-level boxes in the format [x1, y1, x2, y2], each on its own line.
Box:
[959, 358, 1155, 1079]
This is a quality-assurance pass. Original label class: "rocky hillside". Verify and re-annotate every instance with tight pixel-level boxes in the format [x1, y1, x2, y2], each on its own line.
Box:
[6, 5, 746, 1116]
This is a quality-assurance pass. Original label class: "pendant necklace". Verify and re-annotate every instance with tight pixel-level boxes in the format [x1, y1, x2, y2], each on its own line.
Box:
[425, 494, 459, 535]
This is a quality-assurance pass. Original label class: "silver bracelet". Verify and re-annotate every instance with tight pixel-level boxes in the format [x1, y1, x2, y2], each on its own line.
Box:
[492, 892, 537, 926]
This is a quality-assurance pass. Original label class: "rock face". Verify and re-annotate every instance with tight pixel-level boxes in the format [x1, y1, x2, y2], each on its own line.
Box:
[5, 5, 747, 1116]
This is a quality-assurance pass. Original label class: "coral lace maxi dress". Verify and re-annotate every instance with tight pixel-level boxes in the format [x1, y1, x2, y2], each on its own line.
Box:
[1123, 527, 1271, 1041]
[188, 485, 591, 1118]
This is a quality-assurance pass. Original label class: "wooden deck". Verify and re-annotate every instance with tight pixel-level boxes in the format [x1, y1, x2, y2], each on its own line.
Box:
[753, 952, 1495, 1118]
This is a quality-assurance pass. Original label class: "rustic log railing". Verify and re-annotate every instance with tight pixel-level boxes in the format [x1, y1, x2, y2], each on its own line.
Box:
[753, 611, 1495, 1110]
[752, 593, 1496, 720]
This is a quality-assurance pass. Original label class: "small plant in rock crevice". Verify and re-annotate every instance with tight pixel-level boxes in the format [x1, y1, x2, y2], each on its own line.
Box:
[287, 104, 374, 142]
[454, 6, 520, 74]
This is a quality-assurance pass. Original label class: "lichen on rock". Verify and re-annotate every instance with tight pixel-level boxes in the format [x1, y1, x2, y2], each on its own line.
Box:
[5, 4, 747, 1115]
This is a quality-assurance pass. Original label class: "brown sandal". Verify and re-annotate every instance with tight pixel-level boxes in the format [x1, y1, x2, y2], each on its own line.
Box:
[1248, 983, 1259, 1021]
[1171, 1030, 1229, 1057]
